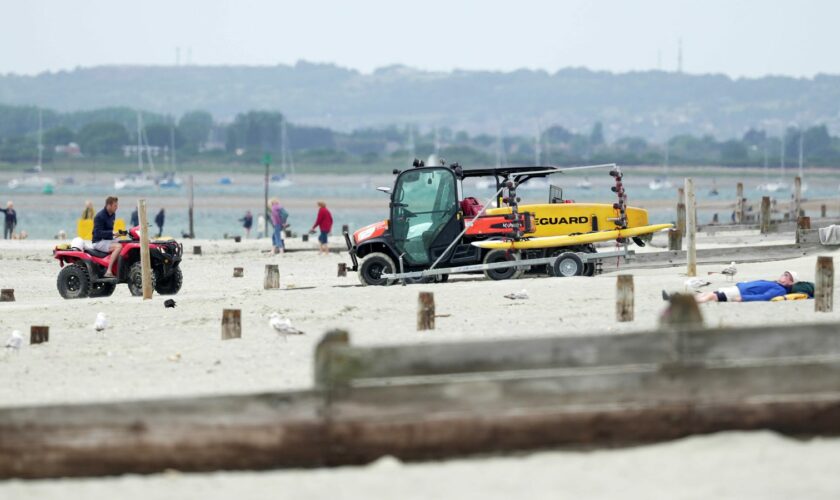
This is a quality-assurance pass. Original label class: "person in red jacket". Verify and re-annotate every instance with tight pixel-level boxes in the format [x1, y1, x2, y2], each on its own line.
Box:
[309, 201, 333, 255]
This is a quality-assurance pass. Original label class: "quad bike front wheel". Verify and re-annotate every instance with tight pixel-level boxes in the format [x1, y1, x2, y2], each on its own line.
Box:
[358, 252, 396, 286]
[552, 252, 584, 277]
[154, 267, 183, 295]
[127, 261, 155, 296]
[57, 263, 90, 299]
[483, 249, 524, 281]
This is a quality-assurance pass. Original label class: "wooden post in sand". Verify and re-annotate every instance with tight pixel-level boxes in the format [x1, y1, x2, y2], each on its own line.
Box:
[668, 230, 682, 251]
[417, 292, 435, 331]
[337, 263, 347, 277]
[760, 196, 771, 234]
[342, 224, 349, 235]
[193, 245, 202, 255]
[616, 275, 634, 322]
[685, 178, 697, 277]
[736, 182, 745, 224]
[302, 234, 309, 242]
[221, 309, 241, 340]
[821, 204, 827, 218]
[137, 200, 153, 300]
[0, 289, 14, 302]
[794, 176, 802, 220]
[233, 267, 244, 278]
[796, 216, 811, 244]
[264, 264, 280, 289]
[815, 256, 834, 313]
[30, 326, 49, 344]
[676, 199, 686, 237]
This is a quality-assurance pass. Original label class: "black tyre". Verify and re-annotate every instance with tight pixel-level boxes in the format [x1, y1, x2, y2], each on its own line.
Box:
[57, 263, 91, 299]
[89, 282, 116, 298]
[154, 267, 183, 295]
[547, 246, 596, 277]
[483, 249, 524, 281]
[552, 252, 584, 277]
[358, 252, 396, 286]
[127, 261, 155, 296]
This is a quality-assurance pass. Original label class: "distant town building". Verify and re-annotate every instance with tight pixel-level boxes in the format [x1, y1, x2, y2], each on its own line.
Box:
[54, 142, 82, 157]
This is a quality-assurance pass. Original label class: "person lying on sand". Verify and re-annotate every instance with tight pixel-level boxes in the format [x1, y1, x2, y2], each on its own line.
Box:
[663, 271, 798, 303]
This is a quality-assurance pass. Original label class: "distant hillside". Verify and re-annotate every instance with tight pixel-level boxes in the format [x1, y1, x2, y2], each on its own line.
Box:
[1, 62, 838, 140]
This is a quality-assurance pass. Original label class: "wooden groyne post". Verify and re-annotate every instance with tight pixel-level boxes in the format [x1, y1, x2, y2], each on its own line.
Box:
[337, 263, 347, 277]
[221, 309, 242, 340]
[0, 289, 14, 302]
[233, 267, 244, 278]
[138, 200, 153, 300]
[736, 182, 745, 224]
[616, 275, 634, 322]
[264, 264, 280, 289]
[796, 216, 811, 244]
[685, 178, 697, 277]
[417, 292, 435, 331]
[816, 256, 834, 313]
[30, 326, 49, 345]
[760, 196, 771, 234]
[794, 176, 802, 219]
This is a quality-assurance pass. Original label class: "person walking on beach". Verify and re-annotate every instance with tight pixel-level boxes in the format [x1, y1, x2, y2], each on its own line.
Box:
[309, 201, 333, 255]
[240, 210, 253, 239]
[81, 200, 95, 219]
[664, 271, 798, 303]
[130, 207, 139, 228]
[154, 208, 165, 237]
[269, 198, 289, 254]
[93, 196, 122, 278]
[0, 201, 17, 239]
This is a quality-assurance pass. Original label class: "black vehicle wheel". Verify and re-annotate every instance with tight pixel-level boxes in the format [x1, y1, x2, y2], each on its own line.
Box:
[358, 252, 396, 286]
[547, 246, 596, 277]
[435, 274, 449, 283]
[552, 252, 584, 277]
[127, 261, 155, 296]
[57, 263, 91, 299]
[154, 267, 183, 295]
[89, 282, 116, 298]
[483, 249, 524, 281]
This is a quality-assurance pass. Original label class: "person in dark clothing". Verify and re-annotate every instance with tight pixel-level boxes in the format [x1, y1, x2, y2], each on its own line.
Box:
[93, 196, 122, 277]
[154, 209, 165, 237]
[130, 208, 139, 228]
[240, 210, 253, 239]
[0, 201, 17, 239]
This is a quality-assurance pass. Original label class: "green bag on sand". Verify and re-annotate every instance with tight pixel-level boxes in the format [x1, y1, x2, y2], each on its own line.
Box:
[792, 281, 815, 298]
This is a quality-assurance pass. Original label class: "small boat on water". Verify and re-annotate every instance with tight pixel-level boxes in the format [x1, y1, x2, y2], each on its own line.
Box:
[158, 173, 183, 189]
[8, 174, 56, 190]
[115, 172, 157, 190]
[576, 177, 593, 190]
[218, 177, 234, 185]
[648, 178, 673, 191]
[270, 173, 294, 188]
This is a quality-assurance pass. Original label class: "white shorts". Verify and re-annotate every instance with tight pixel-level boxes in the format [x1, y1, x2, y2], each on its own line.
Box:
[718, 285, 741, 302]
[93, 239, 116, 253]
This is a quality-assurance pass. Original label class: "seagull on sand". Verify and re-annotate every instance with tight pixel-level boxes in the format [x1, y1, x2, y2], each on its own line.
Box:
[684, 278, 711, 291]
[5, 330, 22, 350]
[94, 312, 108, 332]
[708, 261, 738, 282]
[269, 313, 304, 338]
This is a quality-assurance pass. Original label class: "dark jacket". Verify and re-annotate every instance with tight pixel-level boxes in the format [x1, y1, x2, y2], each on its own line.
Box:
[735, 280, 789, 302]
[130, 209, 139, 227]
[92, 208, 115, 243]
[0, 208, 16, 227]
[154, 210, 165, 228]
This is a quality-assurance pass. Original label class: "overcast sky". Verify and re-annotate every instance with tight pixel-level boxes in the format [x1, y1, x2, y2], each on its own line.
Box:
[2, 0, 836, 78]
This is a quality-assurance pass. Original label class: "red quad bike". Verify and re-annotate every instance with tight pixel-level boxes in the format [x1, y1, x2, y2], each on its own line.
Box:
[53, 227, 184, 299]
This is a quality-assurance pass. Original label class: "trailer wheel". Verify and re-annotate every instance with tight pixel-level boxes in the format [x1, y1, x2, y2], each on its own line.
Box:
[358, 252, 396, 286]
[552, 252, 584, 277]
[483, 249, 524, 281]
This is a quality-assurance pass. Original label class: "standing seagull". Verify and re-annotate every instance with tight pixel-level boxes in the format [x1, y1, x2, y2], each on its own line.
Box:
[5, 330, 23, 350]
[93, 312, 108, 332]
[269, 312, 304, 341]
[708, 261, 738, 282]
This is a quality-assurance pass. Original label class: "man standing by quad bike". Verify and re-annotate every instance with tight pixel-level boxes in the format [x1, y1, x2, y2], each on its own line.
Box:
[93, 196, 122, 278]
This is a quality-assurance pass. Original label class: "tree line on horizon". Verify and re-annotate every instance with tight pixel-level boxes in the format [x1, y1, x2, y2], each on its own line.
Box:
[0, 104, 839, 169]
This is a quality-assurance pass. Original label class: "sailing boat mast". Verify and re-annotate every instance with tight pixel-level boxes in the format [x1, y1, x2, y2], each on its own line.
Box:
[37, 109, 44, 170]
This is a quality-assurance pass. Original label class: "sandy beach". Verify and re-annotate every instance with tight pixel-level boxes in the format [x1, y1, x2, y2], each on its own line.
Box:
[1, 234, 839, 498]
